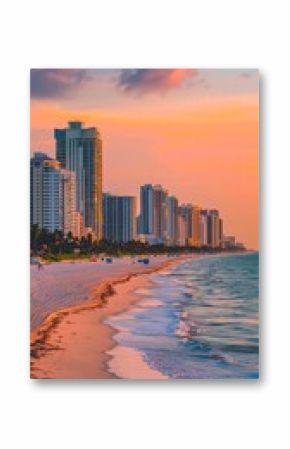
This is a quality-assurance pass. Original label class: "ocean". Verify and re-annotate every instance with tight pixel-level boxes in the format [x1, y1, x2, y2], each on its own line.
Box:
[107, 252, 259, 379]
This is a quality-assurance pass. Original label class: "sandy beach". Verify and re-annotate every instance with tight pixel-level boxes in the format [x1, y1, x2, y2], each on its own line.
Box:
[30, 255, 191, 379]
[31, 255, 177, 330]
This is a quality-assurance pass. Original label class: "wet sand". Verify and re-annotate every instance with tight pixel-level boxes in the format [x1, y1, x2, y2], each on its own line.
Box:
[30, 255, 190, 379]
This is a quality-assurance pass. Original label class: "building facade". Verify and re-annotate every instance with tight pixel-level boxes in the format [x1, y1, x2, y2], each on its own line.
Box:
[219, 218, 223, 246]
[207, 209, 221, 248]
[54, 121, 103, 239]
[103, 193, 136, 242]
[140, 184, 154, 235]
[61, 169, 77, 236]
[166, 196, 179, 245]
[41, 159, 64, 233]
[200, 209, 209, 246]
[178, 204, 193, 245]
[30, 153, 78, 235]
[192, 205, 201, 247]
[140, 184, 168, 243]
[152, 184, 168, 241]
[30, 152, 49, 227]
[177, 214, 187, 246]
[222, 235, 236, 249]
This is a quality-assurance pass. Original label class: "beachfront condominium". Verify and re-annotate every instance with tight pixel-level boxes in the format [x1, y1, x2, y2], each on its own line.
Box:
[140, 184, 154, 235]
[103, 193, 137, 242]
[166, 196, 179, 245]
[140, 184, 168, 243]
[177, 213, 187, 246]
[153, 184, 168, 242]
[54, 121, 103, 240]
[30, 153, 77, 234]
[199, 209, 223, 248]
[62, 169, 77, 236]
[30, 152, 49, 227]
[222, 235, 236, 249]
[192, 206, 201, 247]
[219, 218, 223, 246]
[178, 204, 193, 246]
[176, 204, 201, 247]
[41, 159, 64, 233]
[200, 209, 209, 246]
[207, 209, 222, 248]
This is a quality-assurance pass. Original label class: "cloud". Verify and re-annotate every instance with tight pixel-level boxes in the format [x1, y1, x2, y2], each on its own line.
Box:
[117, 69, 198, 94]
[239, 70, 259, 79]
[31, 69, 90, 98]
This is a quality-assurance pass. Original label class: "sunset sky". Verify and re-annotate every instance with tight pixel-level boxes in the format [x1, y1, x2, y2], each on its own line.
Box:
[30, 69, 259, 248]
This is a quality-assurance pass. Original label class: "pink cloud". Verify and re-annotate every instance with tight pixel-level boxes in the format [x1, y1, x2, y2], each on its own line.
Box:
[117, 69, 198, 94]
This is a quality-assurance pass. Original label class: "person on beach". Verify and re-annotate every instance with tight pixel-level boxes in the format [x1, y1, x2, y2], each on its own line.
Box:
[37, 259, 44, 270]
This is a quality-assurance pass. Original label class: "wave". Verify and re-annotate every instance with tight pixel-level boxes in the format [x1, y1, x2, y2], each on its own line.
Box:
[107, 253, 259, 379]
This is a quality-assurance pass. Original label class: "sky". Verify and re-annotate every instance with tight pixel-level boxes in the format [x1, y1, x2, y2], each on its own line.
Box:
[30, 68, 259, 249]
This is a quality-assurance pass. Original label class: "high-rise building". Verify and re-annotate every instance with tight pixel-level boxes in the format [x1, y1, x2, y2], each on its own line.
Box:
[30, 152, 50, 227]
[72, 211, 84, 238]
[30, 153, 77, 235]
[41, 159, 63, 233]
[219, 218, 223, 246]
[153, 184, 168, 241]
[200, 209, 209, 246]
[208, 209, 221, 248]
[136, 214, 142, 235]
[140, 184, 168, 243]
[140, 184, 154, 235]
[61, 169, 77, 236]
[103, 193, 136, 242]
[177, 214, 187, 246]
[54, 121, 103, 239]
[166, 196, 178, 245]
[178, 204, 193, 245]
[192, 205, 201, 247]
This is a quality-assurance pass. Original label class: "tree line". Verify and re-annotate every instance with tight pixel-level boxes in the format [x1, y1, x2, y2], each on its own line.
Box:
[30, 224, 241, 260]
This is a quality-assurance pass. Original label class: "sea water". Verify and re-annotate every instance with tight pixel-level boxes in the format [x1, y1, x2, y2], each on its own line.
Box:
[107, 252, 259, 379]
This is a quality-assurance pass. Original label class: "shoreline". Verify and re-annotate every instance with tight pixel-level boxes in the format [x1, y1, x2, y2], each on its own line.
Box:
[104, 284, 170, 380]
[30, 251, 253, 379]
[30, 255, 191, 378]
[31, 254, 184, 330]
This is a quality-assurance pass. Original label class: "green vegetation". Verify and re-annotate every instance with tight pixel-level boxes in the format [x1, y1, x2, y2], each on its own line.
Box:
[30, 224, 243, 262]
[42, 252, 91, 262]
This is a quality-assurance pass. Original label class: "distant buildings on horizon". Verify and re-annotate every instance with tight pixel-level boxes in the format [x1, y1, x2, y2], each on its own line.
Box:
[30, 121, 244, 249]
[138, 184, 224, 248]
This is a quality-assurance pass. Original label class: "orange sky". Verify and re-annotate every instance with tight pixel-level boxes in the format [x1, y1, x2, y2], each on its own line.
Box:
[30, 69, 259, 248]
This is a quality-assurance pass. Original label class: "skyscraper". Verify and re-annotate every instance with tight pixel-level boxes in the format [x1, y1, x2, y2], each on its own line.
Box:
[140, 184, 168, 243]
[208, 209, 221, 248]
[192, 205, 201, 247]
[54, 121, 103, 239]
[30, 153, 77, 235]
[166, 196, 179, 245]
[177, 214, 187, 246]
[178, 204, 193, 245]
[152, 184, 168, 241]
[41, 159, 63, 233]
[140, 184, 154, 235]
[61, 169, 77, 236]
[30, 152, 50, 227]
[219, 218, 223, 246]
[200, 209, 209, 246]
[103, 193, 136, 242]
